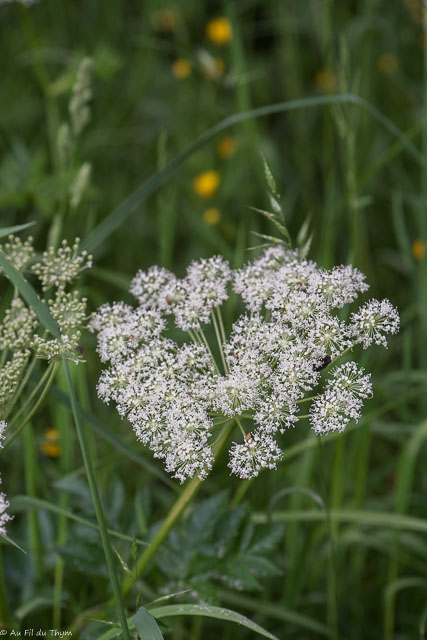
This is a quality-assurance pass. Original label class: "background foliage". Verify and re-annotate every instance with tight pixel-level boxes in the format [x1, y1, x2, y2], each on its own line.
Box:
[0, 0, 426, 638]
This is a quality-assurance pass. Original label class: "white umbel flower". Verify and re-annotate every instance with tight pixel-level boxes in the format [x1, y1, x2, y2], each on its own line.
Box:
[93, 246, 399, 482]
[350, 299, 400, 348]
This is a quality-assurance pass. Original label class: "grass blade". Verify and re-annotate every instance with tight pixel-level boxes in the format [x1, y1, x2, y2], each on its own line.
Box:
[10, 495, 147, 547]
[133, 606, 164, 640]
[81, 94, 425, 253]
[0, 221, 36, 239]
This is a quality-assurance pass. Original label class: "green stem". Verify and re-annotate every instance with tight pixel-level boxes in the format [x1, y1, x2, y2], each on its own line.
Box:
[53, 368, 74, 629]
[62, 359, 130, 640]
[4, 355, 37, 420]
[215, 307, 227, 347]
[197, 328, 221, 374]
[0, 548, 10, 625]
[23, 422, 42, 580]
[8, 361, 56, 427]
[211, 311, 228, 374]
[4, 361, 60, 449]
[119, 421, 235, 600]
[297, 395, 316, 405]
[234, 417, 247, 439]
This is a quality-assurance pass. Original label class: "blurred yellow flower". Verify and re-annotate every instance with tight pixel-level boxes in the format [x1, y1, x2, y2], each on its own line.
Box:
[203, 208, 221, 225]
[40, 429, 61, 458]
[206, 17, 232, 45]
[412, 239, 427, 260]
[217, 136, 237, 159]
[172, 58, 192, 78]
[314, 69, 338, 94]
[378, 53, 398, 76]
[193, 171, 220, 198]
[152, 8, 178, 32]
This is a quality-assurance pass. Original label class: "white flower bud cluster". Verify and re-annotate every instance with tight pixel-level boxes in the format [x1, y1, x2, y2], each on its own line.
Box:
[0, 235, 92, 364]
[0, 420, 11, 536]
[0, 235, 35, 273]
[92, 246, 399, 482]
[32, 237, 92, 292]
[0, 351, 28, 410]
[0, 299, 37, 350]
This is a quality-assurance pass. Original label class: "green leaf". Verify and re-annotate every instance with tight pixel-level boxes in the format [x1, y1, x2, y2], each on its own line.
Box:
[147, 603, 279, 640]
[0, 221, 35, 239]
[0, 532, 27, 553]
[10, 495, 147, 547]
[134, 606, 164, 640]
[252, 509, 427, 533]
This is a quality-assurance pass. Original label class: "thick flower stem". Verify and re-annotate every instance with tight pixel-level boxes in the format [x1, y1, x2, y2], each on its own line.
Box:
[118, 421, 235, 600]
[63, 360, 131, 640]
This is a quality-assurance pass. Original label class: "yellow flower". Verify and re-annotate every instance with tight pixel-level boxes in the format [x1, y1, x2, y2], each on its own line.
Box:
[203, 208, 221, 225]
[217, 136, 237, 159]
[206, 17, 232, 45]
[172, 58, 192, 79]
[314, 69, 338, 94]
[412, 239, 427, 261]
[378, 53, 398, 76]
[40, 429, 61, 458]
[193, 170, 220, 198]
[152, 8, 178, 32]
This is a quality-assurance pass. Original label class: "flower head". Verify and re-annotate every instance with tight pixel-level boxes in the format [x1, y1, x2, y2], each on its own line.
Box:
[193, 170, 221, 198]
[32, 238, 92, 292]
[206, 17, 232, 45]
[93, 246, 399, 483]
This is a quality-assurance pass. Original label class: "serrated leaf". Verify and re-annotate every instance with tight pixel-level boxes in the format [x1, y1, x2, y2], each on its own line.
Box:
[244, 554, 282, 578]
[239, 521, 255, 552]
[249, 523, 285, 555]
[134, 606, 164, 640]
[222, 557, 262, 590]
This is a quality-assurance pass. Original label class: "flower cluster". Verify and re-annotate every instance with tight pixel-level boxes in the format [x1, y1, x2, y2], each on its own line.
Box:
[92, 246, 399, 482]
[0, 235, 92, 367]
[0, 420, 11, 536]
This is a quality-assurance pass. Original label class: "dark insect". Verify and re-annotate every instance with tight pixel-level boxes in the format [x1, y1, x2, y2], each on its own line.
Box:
[76, 344, 84, 355]
[314, 355, 331, 372]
